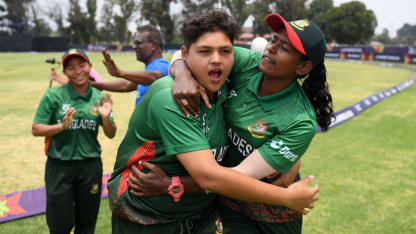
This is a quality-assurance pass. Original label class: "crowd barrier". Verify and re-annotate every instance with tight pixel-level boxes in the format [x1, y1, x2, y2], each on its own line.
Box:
[1, 60, 415, 224]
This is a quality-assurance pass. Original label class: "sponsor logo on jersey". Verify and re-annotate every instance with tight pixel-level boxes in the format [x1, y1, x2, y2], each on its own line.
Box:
[202, 113, 210, 134]
[227, 89, 237, 99]
[248, 120, 268, 138]
[228, 128, 254, 157]
[60, 103, 71, 115]
[215, 218, 223, 234]
[290, 20, 311, 31]
[212, 145, 229, 162]
[90, 183, 99, 194]
[270, 140, 299, 162]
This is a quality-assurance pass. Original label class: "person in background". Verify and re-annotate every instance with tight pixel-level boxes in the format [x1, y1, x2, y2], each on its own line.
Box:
[32, 49, 117, 234]
[91, 25, 170, 106]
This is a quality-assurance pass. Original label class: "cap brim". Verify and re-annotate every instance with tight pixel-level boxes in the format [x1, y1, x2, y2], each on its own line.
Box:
[62, 53, 89, 67]
[266, 14, 306, 55]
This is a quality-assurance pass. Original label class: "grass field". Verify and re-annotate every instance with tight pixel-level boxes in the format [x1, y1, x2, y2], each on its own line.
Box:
[0, 52, 415, 234]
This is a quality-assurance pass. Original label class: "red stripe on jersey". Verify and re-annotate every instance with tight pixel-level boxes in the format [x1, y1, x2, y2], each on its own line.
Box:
[117, 141, 156, 198]
[44, 136, 51, 155]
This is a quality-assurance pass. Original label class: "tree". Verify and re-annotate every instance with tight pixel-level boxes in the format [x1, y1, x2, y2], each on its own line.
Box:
[86, 0, 98, 44]
[270, 0, 308, 21]
[307, 0, 334, 41]
[180, 0, 217, 18]
[2, 0, 35, 35]
[220, 0, 251, 27]
[325, 1, 377, 44]
[28, 6, 52, 36]
[140, 0, 176, 44]
[67, 0, 89, 44]
[47, 3, 67, 37]
[98, 0, 116, 43]
[396, 23, 416, 45]
[372, 28, 391, 44]
[250, 0, 272, 36]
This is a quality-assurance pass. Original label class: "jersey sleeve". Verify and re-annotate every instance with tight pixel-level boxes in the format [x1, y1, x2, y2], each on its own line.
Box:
[146, 59, 170, 76]
[147, 89, 210, 155]
[33, 90, 55, 124]
[258, 120, 316, 174]
[229, 47, 262, 83]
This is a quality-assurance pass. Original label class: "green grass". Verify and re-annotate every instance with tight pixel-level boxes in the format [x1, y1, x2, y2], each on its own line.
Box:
[0, 53, 415, 233]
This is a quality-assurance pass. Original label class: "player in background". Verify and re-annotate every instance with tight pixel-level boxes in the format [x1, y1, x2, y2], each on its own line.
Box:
[32, 49, 117, 234]
[91, 25, 170, 106]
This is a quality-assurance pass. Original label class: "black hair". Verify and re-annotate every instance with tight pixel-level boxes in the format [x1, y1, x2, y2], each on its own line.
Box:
[137, 25, 163, 50]
[300, 60, 334, 131]
[181, 9, 240, 48]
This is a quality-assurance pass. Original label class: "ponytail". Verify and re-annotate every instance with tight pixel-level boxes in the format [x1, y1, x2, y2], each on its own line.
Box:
[300, 61, 334, 131]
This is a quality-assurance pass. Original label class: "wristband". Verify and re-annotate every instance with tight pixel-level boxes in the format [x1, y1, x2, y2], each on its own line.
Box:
[59, 123, 63, 130]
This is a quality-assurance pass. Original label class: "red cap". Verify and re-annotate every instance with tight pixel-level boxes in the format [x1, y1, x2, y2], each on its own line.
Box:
[266, 13, 306, 55]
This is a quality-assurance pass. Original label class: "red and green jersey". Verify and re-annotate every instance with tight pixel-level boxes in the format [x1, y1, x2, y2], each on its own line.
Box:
[107, 76, 229, 225]
[33, 83, 115, 160]
[220, 47, 317, 222]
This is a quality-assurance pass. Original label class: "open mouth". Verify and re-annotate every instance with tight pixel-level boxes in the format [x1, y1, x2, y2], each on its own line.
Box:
[262, 55, 275, 64]
[208, 69, 222, 81]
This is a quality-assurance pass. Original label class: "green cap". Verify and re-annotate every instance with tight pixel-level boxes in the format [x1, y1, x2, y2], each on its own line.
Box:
[62, 48, 90, 68]
[266, 13, 327, 67]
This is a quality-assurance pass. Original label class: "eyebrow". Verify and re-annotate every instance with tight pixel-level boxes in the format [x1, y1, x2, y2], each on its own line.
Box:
[196, 45, 233, 50]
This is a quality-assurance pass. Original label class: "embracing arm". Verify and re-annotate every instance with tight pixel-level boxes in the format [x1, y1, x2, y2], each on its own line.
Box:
[176, 149, 317, 212]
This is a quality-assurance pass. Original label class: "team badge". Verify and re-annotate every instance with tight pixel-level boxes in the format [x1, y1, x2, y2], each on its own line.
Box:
[290, 20, 311, 31]
[60, 103, 71, 115]
[90, 183, 99, 194]
[248, 120, 268, 138]
[215, 218, 223, 234]
[69, 49, 78, 54]
[90, 104, 99, 115]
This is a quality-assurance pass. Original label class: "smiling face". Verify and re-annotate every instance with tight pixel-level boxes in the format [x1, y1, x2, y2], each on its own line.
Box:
[63, 56, 91, 88]
[259, 28, 311, 81]
[132, 31, 155, 64]
[182, 30, 234, 99]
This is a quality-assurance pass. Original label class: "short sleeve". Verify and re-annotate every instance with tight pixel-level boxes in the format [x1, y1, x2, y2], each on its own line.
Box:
[230, 47, 262, 81]
[145, 59, 170, 76]
[147, 89, 210, 155]
[258, 121, 316, 174]
[33, 91, 55, 124]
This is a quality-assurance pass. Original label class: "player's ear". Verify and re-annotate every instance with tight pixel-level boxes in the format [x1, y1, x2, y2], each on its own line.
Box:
[181, 45, 188, 61]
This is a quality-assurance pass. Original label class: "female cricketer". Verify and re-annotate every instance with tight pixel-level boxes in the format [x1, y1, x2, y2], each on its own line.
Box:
[107, 10, 319, 234]
[131, 12, 334, 234]
[32, 49, 117, 234]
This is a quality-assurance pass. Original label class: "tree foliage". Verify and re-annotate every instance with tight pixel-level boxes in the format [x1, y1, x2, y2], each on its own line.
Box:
[325, 1, 377, 44]
[307, 0, 334, 41]
[140, 0, 176, 44]
[250, 0, 272, 36]
[220, 0, 250, 27]
[270, 0, 308, 21]
[28, 6, 52, 37]
[396, 23, 416, 45]
[180, 0, 217, 18]
[2, 0, 35, 35]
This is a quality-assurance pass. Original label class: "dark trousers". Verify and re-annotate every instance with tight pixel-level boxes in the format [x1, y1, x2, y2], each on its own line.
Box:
[111, 206, 222, 234]
[219, 205, 302, 234]
[45, 157, 103, 234]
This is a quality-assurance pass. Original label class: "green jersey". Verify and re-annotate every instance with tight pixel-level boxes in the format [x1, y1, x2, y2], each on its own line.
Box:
[108, 77, 229, 225]
[220, 47, 317, 222]
[33, 83, 114, 160]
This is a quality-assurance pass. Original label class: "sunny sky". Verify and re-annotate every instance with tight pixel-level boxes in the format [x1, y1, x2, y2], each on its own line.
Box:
[37, 0, 416, 37]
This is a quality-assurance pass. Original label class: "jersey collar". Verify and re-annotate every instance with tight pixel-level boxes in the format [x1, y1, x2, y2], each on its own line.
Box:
[66, 83, 93, 100]
[247, 76, 299, 112]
